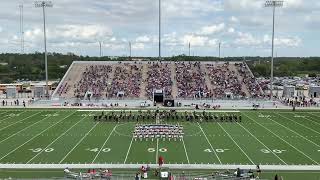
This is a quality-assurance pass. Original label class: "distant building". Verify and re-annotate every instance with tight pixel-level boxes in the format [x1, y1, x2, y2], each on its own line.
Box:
[0, 83, 23, 93]
[283, 85, 295, 98]
[309, 85, 320, 98]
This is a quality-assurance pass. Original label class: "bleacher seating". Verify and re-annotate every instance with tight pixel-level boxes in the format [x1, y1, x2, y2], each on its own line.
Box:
[53, 61, 263, 99]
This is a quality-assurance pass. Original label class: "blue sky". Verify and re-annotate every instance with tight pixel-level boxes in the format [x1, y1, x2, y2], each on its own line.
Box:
[0, 0, 319, 57]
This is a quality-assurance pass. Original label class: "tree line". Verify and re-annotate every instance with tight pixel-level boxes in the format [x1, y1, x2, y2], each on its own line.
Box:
[0, 53, 319, 83]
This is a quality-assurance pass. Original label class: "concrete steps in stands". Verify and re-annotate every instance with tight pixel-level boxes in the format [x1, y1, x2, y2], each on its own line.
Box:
[170, 63, 178, 99]
[201, 63, 214, 94]
[139, 63, 148, 98]
[229, 64, 251, 97]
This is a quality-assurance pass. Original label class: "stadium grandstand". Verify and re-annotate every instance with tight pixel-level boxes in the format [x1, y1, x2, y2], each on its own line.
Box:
[52, 61, 263, 100]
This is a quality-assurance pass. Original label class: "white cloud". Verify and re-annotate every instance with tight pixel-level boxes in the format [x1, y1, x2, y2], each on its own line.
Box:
[132, 42, 145, 50]
[235, 32, 261, 46]
[224, 0, 263, 11]
[208, 39, 219, 46]
[305, 13, 320, 27]
[228, 27, 235, 33]
[163, 0, 223, 17]
[163, 32, 179, 46]
[136, 35, 151, 43]
[230, 16, 239, 23]
[284, 0, 303, 9]
[198, 23, 225, 35]
[110, 37, 117, 42]
[23, 25, 113, 45]
[24, 28, 43, 42]
[263, 35, 301, 47]
[0, 0, 315, 56]
[51, 25, 112, 40]
[182, 34, 208, 46]
[233, 32, 301, 48]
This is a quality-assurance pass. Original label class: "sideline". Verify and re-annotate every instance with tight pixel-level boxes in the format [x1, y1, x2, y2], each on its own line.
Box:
[0, 164, 320, 171]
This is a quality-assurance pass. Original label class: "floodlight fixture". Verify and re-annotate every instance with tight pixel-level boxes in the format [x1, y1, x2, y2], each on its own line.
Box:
[34, 1, 53, 8]
[265, 0, 283, 7]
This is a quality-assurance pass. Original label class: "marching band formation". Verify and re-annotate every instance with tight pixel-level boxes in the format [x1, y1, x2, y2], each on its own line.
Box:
[133, 124, 184, 141]
[93, 110, 242, 123]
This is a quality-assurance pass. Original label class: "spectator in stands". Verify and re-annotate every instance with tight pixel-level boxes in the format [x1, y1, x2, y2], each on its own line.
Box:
[146, 62, 173, 98]
[175, 62, 208, 98]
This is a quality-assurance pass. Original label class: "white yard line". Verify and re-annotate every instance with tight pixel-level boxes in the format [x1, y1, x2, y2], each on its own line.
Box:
[178, 122, 189, 164]
[181, 137, 190, 164]
[91, 125, 117, 163]
[269, 113, 320, 148]
[197, 122, 222, 164]
[59, 122, 99, 164]
[216, 123, 255, 165]
[0, 114, 54, 144]
[124, 136, 134, 164]
[244, 113, 319, 165]
[277, 113, 320, 136]
[0, 111, 8, 115]
[0, 111, 27, 123]
[0, 112, 41, 132]
[236, 122, 287, 165]
[0, 111, 76, 161]
[306, 113, 320, 126]
[26, 113, 87, 164]
[156, 138, 159, 164]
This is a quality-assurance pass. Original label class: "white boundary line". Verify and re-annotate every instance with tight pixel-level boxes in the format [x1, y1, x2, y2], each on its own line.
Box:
[0, 164, 320, 171]
[0, 113, 54, 144]
[0, 111, 76, 161]
[59, 122, 100, 164]
[0, 111, 27, 123]
[0, 112, 41, 131]
[236, 122, 287, 165]
[277, 113, 320, 136]
[26, 112, 86, 164]
[244, 113, 319, 165]
[269, 113, 320, 148]
[77, 109, 240, 113]
[91, 125, 117, 163]
[216, 123, 255, 165]
[197, 122, 222, 164]
[124, 136, 134, 164]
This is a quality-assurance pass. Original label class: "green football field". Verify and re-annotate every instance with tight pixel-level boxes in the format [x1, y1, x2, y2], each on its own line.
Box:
[0, 108, 320, 169]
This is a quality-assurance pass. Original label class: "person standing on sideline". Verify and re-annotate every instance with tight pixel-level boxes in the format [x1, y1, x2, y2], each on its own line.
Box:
[158, 156, 164, 167]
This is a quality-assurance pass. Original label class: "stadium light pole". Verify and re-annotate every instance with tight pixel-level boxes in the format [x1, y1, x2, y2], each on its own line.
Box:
[99, 41, 102, 57]
[218, 42, 221, 59]
[129, 41, 132, 58]
[265, 0, 283, 100]
[158, 0, 161, 61]
[19, 4, 24, 54]
[35, 1, 53, 99]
